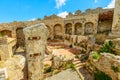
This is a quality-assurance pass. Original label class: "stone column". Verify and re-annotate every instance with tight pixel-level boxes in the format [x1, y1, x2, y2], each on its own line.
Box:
[72, 23, 75, 35]
[82, 23, 85, 35]
[23, 23, 48, 80]
[51, 25, 54, 40]
[94, 22, 98, 34]
[112, 0, 120, 35]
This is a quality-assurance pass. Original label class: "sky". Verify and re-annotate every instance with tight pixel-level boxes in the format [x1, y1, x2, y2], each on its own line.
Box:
[0, 0, 115, 23]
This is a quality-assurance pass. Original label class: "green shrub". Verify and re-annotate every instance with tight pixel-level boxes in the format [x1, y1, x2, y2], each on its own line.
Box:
[111, 65, 119, 73]
[98, 41, 116, 54]
[94, 70, 112, 80]
[92, 52, 100, 60]
[44, 67, 52, 74]
[37, 18, 41, 20]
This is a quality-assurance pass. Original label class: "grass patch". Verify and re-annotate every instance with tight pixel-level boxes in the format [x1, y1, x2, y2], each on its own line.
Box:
[70, 63, 76, 70]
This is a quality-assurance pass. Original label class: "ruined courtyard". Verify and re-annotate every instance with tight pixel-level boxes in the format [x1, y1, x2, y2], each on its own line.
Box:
[0, 0, 120, 80]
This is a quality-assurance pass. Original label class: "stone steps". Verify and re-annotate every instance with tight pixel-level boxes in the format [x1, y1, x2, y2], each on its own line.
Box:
[73, 58, 85, 70]
[73, 60, 81, 64]
[72, 58, 85, 80]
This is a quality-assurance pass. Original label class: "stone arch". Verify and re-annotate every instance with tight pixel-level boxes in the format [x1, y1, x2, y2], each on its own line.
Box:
[65, 23, 72, 35]
[46, 25, 51, 39]
[53, 24, 63, 39]
[84, 22, 94, 35]
[0, 30, 12, 37]
[16, 27, 25, 47]
[74, 22, 82, 35]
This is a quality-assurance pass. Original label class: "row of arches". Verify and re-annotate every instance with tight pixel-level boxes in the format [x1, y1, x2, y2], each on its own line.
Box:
[0, 22, 94, 47]
[0, 22, 94, 39]
[65, 22, 94, 35]
[46, 22, 95, 40]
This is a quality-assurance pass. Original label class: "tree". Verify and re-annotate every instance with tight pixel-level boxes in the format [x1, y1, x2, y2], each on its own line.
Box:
[75, 10, 81, 15]
[37, 18, 41, 20]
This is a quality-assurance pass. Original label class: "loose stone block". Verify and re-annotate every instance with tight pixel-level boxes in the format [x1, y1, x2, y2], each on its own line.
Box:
[23, 23, 48, 80]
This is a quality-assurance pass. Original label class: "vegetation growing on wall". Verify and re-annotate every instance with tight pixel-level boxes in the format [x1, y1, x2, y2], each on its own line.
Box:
[111, 65, 119, 73]
[70, 63, 76, 70]
[92, 51, 100, 60]
[98, 41, 116, 54]
[0, 32, 2, 37]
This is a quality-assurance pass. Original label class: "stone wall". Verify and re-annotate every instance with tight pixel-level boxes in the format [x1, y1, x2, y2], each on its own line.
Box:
[89, 53, 120, 80]
[98, 20, 112, 33]
[108, 0, 120, 55]
[112, 0, 120, 34]
[0, 55, 25, 80]
[64, 35, 91, 53]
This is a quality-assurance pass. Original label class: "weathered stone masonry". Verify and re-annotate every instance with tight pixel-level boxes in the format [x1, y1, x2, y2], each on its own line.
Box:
[23, 23, 48, 80]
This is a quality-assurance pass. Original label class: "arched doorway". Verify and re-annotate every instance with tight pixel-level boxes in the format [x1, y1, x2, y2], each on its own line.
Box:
[74, 23, 82, 35]
[16, 28, 25, 47]
[84, 22, 94, 35]
[53, 24, 62, 39]
[65, 23, 72, 35]
[0, 30, 12, 37]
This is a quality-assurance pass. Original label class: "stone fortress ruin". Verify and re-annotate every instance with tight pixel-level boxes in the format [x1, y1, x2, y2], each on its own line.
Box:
[0, 0, 120, 80]
[0, 7, 114, 48]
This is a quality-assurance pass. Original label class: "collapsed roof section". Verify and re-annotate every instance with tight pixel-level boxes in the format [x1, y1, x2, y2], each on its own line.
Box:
[99, 10, 114, 21]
